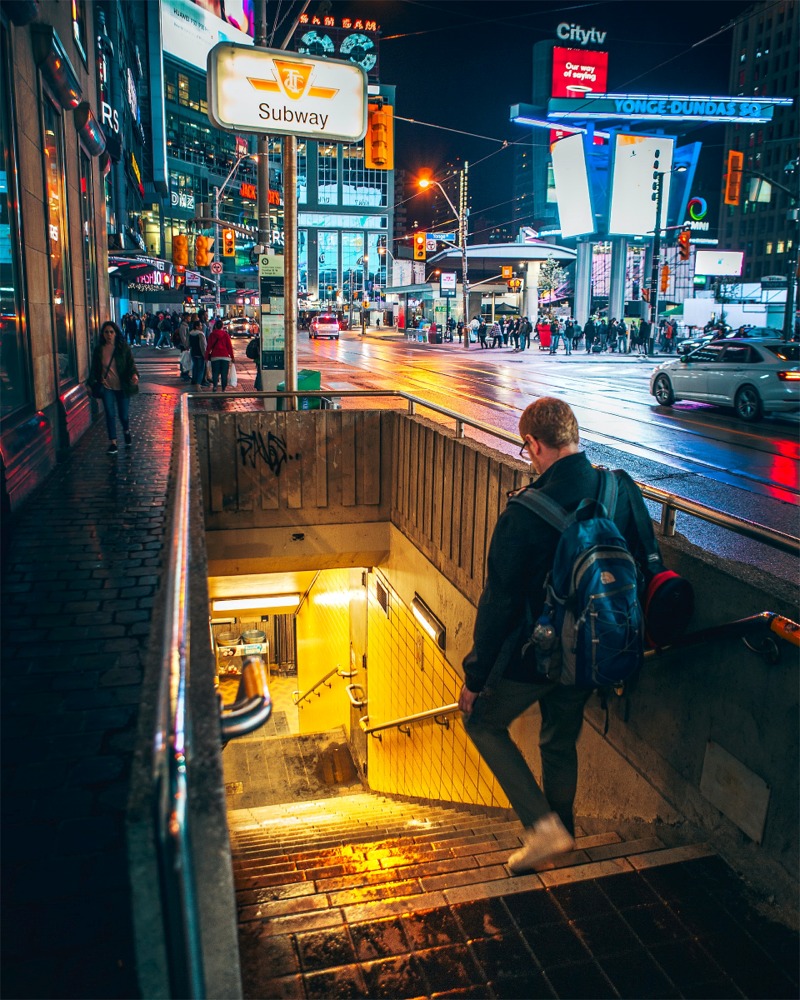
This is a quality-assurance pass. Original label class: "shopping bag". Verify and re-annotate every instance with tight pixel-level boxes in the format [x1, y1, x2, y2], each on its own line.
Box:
[179, 350, 191, 373]
[229, 362, 238, 388]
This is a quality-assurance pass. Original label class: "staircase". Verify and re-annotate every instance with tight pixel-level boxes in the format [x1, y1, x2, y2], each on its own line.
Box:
[228, 792, 784, 1000]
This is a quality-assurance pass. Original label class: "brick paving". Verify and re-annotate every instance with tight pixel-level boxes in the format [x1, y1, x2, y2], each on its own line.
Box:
[1, 386, 178, 999]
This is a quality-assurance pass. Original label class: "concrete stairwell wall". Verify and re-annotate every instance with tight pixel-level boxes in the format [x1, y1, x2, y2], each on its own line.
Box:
[195, 408, 799, 885]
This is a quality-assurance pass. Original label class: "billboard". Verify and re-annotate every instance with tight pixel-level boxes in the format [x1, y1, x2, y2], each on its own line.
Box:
[551, 133, 595, 238]
[439, 272, 457, 298]
[694, 250, 744, 276]
[608, 134, 674, 237]
[162, 0, 253, 72]
[550, 46, 608, 145]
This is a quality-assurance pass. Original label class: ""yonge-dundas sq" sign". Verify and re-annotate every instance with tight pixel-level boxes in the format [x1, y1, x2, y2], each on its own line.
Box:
[207, 43, 367, 142]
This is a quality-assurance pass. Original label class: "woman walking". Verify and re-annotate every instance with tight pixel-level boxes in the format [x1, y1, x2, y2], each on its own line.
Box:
[205, 318, 235, 391]
[88, 321, 139, 454]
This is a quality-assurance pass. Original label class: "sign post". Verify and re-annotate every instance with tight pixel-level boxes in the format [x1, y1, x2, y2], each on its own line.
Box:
[207, 42, 367, 397]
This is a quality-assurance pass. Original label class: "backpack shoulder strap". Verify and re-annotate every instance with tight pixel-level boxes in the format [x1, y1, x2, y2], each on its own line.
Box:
[596, 469, 619, 518]
[612, 469, 664, 574]
[508, 487, 571, 532]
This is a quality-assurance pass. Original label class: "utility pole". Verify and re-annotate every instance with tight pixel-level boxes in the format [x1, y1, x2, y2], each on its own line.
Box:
[459, 163, 470, 349]
[647, 170, 665, 349]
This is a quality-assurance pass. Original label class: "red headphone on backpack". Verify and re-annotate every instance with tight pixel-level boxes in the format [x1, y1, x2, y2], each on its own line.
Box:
[644, 570, 695, 648]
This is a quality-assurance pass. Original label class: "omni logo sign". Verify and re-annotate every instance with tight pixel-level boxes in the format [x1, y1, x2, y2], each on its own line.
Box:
[248, 59, 338, 102]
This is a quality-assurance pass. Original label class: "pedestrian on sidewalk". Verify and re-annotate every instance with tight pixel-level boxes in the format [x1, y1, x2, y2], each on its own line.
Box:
[205, 318, 235, 391]
[458, 397, 658, 872]
[88, 321, 139, 454]
[188, 319, 207, 387]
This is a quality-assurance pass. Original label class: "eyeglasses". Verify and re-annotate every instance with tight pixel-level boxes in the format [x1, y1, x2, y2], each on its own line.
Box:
[519, 438, 529, 459]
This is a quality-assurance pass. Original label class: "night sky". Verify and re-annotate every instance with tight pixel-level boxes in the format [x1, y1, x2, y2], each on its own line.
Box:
[319, 0, 759, 227]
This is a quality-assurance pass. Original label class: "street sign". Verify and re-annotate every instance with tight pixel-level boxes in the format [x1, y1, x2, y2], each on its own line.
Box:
[208, 43, 367, 142]
[501, 265, 513, 279]
[430, 231, 456, 243]
[259, 253, 283, 278]
[426, 239, 437, 252]
[210, 260, 223, 274]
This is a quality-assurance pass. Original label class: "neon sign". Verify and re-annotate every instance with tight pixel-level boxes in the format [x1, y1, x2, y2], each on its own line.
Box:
[298, 14, 378, 31]
[687, 197, 707, 221]
[547, 93, 792, 124]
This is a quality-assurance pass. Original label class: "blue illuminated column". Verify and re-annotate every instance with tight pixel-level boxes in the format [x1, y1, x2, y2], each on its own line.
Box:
[574, 241, 593, 326]
[609, 237, 628, 325]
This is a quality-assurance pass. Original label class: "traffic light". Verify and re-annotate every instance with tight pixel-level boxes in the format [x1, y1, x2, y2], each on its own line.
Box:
[413, 233, 426, 261]
[194, 235, 212, 268]
[677, 229, 691, 261]
[172, 233, 188, 267]
[365, 103, 394, 170]
[724, 149, 744, 206]
[222, 229, 236, 257]
[660, 264, 670, 294]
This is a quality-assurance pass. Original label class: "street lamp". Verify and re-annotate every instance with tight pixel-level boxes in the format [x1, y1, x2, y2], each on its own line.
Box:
[213, 151, 254, 315]
[419, 165, 470, 349]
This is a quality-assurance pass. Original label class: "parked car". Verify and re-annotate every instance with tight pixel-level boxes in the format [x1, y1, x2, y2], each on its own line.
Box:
[677, 325, 782, 356]
[309, 314, 340, 339]
[650, 339, 800, 421]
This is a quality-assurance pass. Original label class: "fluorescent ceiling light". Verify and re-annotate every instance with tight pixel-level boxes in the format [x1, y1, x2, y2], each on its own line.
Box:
[212, 594, 300, 612]
[411, 594, 446, 650]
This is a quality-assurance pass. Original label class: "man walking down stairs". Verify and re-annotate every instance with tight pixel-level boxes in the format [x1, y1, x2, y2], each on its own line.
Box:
[229, 793, 798, 999]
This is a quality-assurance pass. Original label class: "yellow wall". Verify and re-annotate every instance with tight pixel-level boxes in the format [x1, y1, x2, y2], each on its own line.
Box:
[294, 567, 353, 735]
[364, 569, 509, 810]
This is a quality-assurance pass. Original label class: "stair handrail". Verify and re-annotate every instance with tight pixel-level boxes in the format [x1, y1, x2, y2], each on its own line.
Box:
[219, 656, 272, 741]
[360, 702, 460, 738]
[227, 389, 799, 558]
[293, 666, 356, 706]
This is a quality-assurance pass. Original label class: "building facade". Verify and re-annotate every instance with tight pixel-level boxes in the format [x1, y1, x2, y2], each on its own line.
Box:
[718, 0, 799, 283]
[1, 0, 110, 515]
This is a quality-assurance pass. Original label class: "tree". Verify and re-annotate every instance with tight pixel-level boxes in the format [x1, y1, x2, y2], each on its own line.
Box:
[538, 255, 566, 306]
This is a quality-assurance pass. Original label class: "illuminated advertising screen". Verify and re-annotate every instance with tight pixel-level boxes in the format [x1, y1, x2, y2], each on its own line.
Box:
[694, 250, 744, 276]
[551, 133, 595, 238]
[439, 272, 457, 298]
[162, 0, 253, 71]
[608, 134, 674, 237]
[550, 46, 608, 145]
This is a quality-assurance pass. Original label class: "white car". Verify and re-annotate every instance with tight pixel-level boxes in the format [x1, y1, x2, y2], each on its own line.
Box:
[309, 314, 340, 339]
[650, 339, 800, 421]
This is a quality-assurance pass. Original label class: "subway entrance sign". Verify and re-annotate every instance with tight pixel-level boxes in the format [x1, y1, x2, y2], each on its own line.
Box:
[207, 43, 367, 142]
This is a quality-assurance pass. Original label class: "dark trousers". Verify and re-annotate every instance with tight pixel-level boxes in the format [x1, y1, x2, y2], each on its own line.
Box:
[464, 677, 591, 835]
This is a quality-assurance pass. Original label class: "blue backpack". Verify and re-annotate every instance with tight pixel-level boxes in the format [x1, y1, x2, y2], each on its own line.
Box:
[509, 471, 644, 690]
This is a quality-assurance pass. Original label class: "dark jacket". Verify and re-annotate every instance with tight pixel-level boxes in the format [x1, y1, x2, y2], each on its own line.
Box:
[88, 338, 139, 396]
[462, 451, 655, 693]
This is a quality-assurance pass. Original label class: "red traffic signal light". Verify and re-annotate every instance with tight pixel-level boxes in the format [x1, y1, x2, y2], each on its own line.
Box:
[365, 103, 394, 170]
[724, 149, 744, 206]
[222, 229, 236, 257]
[413, 233, 427, 261]
[677, 229, 691, 261]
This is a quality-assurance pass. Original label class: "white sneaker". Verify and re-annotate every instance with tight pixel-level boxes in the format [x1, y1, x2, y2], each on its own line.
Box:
[507, 813, 575, 874]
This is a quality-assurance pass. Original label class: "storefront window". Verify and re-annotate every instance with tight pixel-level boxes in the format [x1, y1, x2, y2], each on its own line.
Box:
[0, 25, 31, 417]
[342, 231, 366, 299]
[43, 100, 76, 384]
[318, 231, 339, 296]
[297, 141, 307, 204]
[298, 229, 308, 296]
[342, 143, 387, 207]
[79, 149, 100, 345]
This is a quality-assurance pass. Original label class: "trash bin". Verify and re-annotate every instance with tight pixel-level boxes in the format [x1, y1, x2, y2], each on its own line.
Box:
[277, 369, 321, 410]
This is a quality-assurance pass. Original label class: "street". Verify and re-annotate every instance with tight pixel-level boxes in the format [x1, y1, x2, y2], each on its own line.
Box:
[135, 330, 799, 581]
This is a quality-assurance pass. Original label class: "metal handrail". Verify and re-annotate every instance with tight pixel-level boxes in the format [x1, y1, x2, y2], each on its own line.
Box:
[219, 656, 272, 741]
[293, 666, 355, 706]
[360, 703, 460, 738]
[153, 394, 204, 998]
[217, 389, 799, 558]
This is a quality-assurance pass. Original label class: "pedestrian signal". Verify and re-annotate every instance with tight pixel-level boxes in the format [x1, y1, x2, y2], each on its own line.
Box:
[172, 233, 188, 267]
[365, 103, 394, 170]
[677, 229, 691, 261]
[660, 264, 670, 293]
[222, 229, 236, 257]
[724, 150, 744, 206]
[413, 233, 426, 260]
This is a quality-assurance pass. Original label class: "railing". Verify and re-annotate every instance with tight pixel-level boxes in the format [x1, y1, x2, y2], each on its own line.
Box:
[293, 666, 355, 706]
[219, 656, 272, 741]
[230, 390, 799, 558]
[153, 394, 204, 998]
[360, 703, 460, 739]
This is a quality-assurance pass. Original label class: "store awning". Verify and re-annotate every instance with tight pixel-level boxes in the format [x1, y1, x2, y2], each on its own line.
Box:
[108, 253, 174, 287]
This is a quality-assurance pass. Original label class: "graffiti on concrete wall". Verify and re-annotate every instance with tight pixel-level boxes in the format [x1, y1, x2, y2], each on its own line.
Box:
[236, 428, 299, 476]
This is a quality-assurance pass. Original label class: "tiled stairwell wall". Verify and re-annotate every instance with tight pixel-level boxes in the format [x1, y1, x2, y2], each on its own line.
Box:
[295, 567, 353, 735]
[364, 567, 509, 810]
